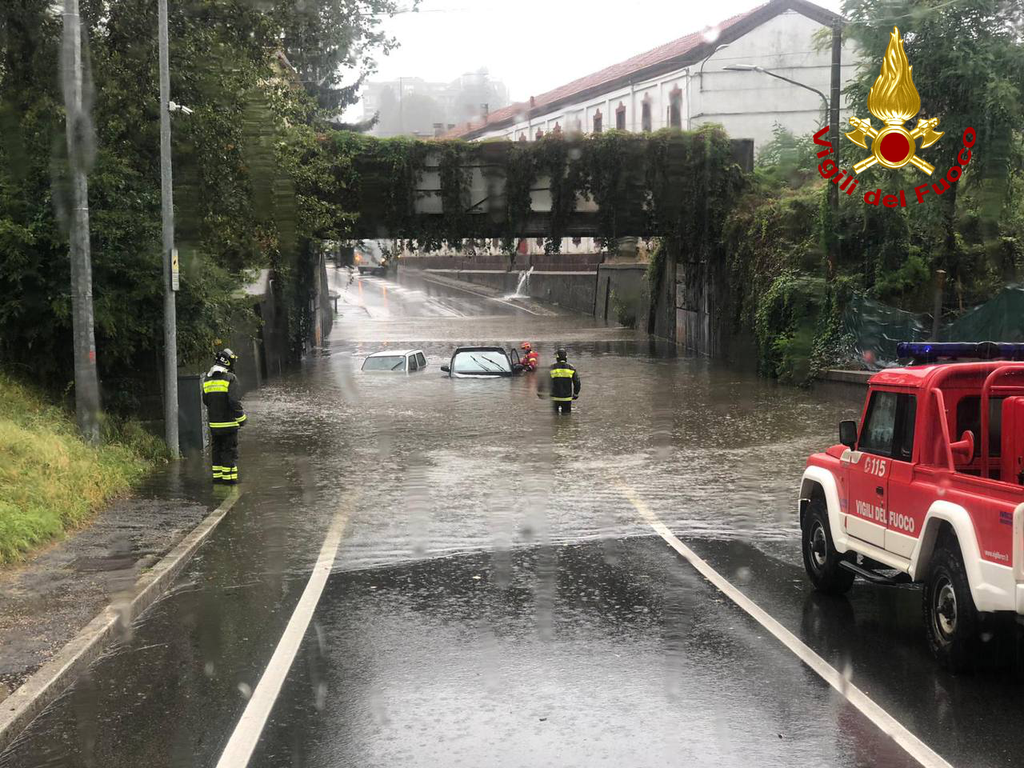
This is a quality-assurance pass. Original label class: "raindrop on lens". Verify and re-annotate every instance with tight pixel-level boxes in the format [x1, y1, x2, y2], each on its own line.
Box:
[237, 682, 252, 699]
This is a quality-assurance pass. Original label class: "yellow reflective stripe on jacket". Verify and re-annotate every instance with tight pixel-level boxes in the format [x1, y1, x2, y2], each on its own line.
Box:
[550, 368, 575, 378]
[210, 420, 240, 428]
[203, 380, 230, 393]
[236, 414, 247, 423]
[552, 396, 573, 402]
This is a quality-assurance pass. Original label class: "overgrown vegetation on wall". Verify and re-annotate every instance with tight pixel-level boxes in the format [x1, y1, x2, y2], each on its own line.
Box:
[319, 124, 745, 257]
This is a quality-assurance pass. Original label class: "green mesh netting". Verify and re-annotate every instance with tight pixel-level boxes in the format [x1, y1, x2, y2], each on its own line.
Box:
[840, 285, 1024, 369]
[943, 285, 1024, 344]
[842, 292, 929, 368]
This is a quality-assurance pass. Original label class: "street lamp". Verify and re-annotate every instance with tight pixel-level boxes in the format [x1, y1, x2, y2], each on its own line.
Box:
[698, 44, 730, 91]
[722, 64, 829, 124]
[725, 61, 841, 276]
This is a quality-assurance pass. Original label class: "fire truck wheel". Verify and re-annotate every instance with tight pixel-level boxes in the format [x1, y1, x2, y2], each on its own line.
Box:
[923, 545, 978, 672]
[801, 498, 855, 595]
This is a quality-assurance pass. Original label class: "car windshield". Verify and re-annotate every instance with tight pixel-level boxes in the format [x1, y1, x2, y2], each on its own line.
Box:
[451, 350, 511, 374]
[361, 355, 405, 371]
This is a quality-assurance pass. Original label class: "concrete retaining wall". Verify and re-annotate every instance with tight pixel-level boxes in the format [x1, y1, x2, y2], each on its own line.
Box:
[596, 264, 647, 326]
[405, 255, 601, 316]
[675, 257, 728, 358]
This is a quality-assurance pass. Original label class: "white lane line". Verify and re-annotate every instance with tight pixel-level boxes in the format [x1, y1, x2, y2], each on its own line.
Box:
[616, 483, 953, 768]
[215, 503, 351, 768]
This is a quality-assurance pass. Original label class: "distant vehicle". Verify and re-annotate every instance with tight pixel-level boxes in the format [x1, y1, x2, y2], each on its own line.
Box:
[799, 341, 1024, 670]
[361, 349, 427, 373]
[440, 346, 523, 378]
[355, 241, 388, 276]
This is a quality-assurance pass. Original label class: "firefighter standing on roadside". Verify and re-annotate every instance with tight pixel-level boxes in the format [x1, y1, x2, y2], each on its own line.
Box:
[203, 348, 246, 484]
[548, 348, 581, 414]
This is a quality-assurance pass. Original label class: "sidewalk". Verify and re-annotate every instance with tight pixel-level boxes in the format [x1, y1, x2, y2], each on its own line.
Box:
[0, 474, 215, 700]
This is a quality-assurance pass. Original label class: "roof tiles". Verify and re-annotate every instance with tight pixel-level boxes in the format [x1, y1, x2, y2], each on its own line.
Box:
[444, 4, 765, 139]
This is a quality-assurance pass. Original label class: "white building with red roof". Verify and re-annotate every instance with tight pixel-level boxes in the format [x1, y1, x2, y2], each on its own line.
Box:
[445, 0, 859, 151]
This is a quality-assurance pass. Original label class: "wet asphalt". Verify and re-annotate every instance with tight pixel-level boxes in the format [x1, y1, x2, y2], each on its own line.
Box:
[2, 267, 1023, 768]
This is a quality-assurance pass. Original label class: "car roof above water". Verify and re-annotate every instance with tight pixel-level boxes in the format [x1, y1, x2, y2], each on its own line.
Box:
[452, 346, 508, 354]
[365, 349, 420, 358]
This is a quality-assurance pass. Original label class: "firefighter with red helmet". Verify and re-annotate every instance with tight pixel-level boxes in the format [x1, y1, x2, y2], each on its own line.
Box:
[203, 348, 246, 484]
[520, 341, 539, 372]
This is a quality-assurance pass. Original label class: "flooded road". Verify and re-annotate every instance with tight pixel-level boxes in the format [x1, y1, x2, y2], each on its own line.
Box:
[3, 267, 1023, 768]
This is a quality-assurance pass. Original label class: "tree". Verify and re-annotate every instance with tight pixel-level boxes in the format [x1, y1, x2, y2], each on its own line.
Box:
[273, 0, 408, 113]
[842, 0, 1024, 301]
[0, 0, 403, 401]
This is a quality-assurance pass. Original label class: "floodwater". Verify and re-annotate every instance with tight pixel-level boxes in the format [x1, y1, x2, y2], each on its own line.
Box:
[3, 268, 1022, 768]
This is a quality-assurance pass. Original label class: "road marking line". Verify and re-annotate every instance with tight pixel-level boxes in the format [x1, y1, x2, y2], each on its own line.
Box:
[616, 483, 953, 768]
[215, 502, 351, 768]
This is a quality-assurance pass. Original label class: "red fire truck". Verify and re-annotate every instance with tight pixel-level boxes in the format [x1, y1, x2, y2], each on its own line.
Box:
[800, 342, 1024, 670]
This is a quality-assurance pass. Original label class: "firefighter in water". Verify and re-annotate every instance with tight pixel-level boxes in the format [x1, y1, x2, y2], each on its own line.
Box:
[203, 348, 246, 484]
[549, 348, 581, 414]
[520, 342, 539, 372]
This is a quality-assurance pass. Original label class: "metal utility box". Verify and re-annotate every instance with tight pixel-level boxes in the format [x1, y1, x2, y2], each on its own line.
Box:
[177, 374, 207, 456]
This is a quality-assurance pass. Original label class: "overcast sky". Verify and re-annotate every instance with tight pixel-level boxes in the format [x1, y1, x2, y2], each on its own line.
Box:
[347, 0, 843, 119]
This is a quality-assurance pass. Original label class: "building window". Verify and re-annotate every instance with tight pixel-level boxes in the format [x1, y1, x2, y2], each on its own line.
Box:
[593, 110, 602, 134]
[669, 86, 682, 129]
[615, 102, 626, 131]
[641, 97, 652, 132]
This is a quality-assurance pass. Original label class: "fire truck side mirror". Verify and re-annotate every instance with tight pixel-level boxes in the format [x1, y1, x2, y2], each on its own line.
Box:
[950, 430, 975, 464]
[839, 420, 858, 449]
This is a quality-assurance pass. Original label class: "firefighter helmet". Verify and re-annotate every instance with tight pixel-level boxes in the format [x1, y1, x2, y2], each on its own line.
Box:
[215, 348, 238, 370]
[521, 342, 532, 352]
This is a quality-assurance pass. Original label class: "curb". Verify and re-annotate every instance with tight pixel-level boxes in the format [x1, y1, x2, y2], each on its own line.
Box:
[0, 490, 241, 755]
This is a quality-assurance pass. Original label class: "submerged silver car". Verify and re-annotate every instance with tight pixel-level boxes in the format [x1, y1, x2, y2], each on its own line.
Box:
[440, 346, 522, 378]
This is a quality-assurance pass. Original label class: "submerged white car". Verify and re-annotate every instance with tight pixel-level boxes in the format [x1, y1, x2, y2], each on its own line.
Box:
[361, 349, 427, 373]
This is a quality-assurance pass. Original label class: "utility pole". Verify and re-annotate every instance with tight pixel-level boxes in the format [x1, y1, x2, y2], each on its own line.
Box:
[398, 76, 404, 135]
[931, 270, 946, 340]
[158, 0, 179, 457]
[829, 22, 843, 277]
[61, 0, 102, 444]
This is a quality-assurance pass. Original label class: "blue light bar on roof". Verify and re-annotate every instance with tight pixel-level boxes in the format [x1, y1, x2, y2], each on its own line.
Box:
[897, 341, 1024, 362]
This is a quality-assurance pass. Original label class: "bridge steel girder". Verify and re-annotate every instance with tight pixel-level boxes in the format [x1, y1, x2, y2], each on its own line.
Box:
[348, 137, 753, 241]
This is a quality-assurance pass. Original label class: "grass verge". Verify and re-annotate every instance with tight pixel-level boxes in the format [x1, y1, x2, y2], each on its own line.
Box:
[0, 374, 166, 565]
